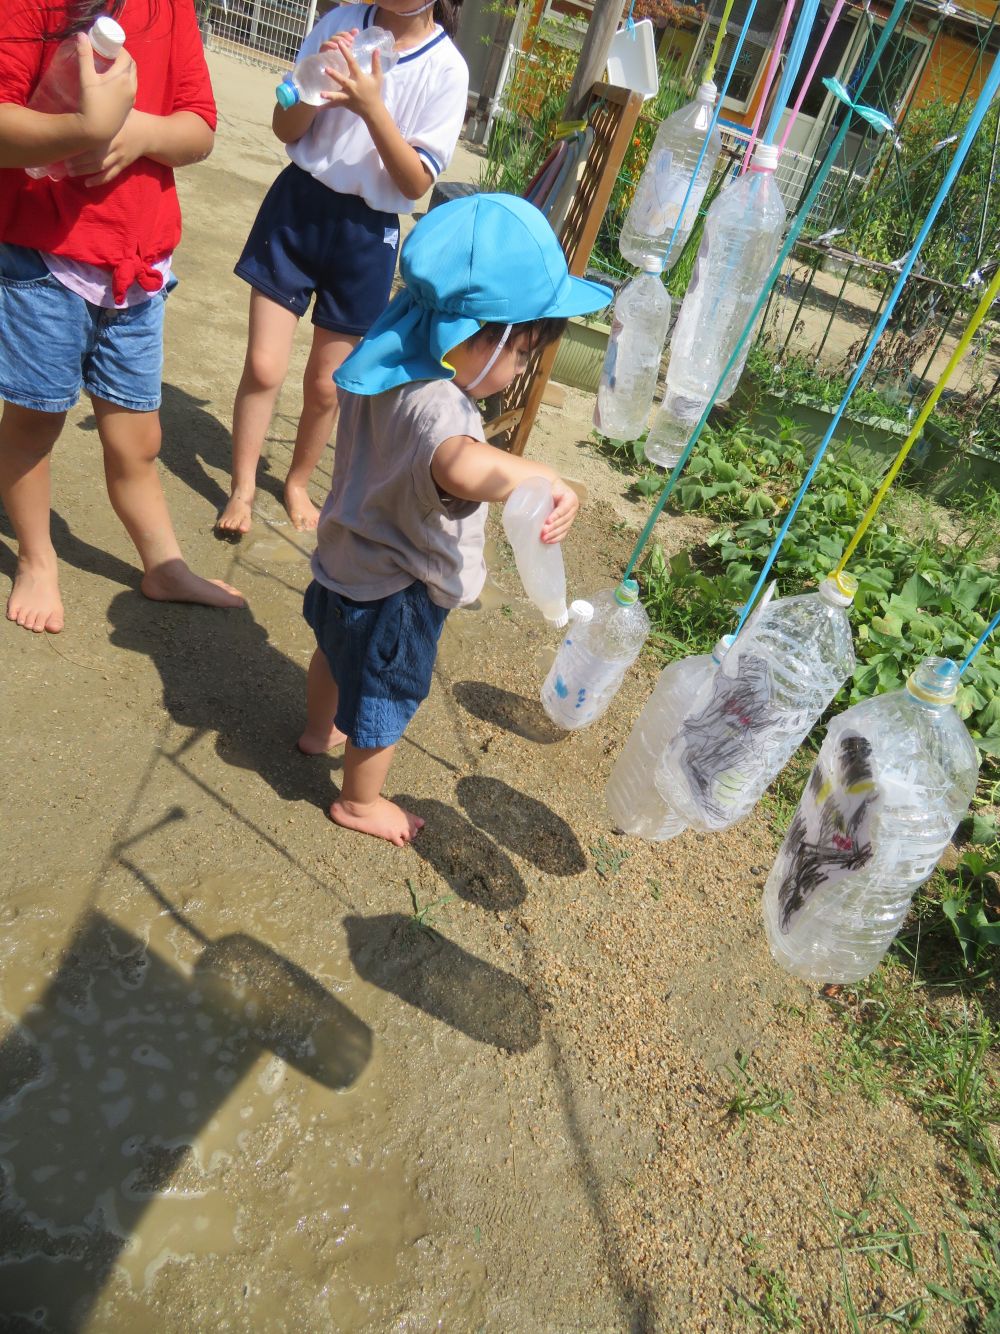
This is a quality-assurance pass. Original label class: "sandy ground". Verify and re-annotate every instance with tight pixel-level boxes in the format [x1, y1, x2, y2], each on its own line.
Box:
[0, 50, 994, 1334]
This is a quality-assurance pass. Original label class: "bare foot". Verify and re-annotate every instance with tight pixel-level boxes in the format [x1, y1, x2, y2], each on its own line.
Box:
[7, 556, 64, 633]
[330, 796, 425, 846]
[284, 481, 321, 532]
[216, 493, 253, 537]
[297, 722, 348, 755]
[141, 559, 245, 608]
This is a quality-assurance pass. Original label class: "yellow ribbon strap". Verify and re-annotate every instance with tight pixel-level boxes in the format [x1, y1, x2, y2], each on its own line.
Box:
[832, 263, 1000, 579]
[705, 0, 737, 83]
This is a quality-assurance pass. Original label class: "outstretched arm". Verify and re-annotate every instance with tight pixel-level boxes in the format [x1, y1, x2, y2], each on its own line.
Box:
[431, 437, 580, 543]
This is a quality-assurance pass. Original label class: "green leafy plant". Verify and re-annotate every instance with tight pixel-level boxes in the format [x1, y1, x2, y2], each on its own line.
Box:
[727, 1235, 804, 1330]
[407, 879, 455, 937]
[590, 836, 632, 880]
[722, 1051, 793, 1131]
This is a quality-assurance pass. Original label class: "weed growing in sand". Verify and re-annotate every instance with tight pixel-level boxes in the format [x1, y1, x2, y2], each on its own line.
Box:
[727, 1235, 803, 1330]
[820, 973, 999, 1176]
[407, 880, 455, 937]
[590, 837, 632, 881]
[722, 1052, 794, 1132]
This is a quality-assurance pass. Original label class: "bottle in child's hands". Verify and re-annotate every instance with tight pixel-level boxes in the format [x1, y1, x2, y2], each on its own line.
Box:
[275, 27, 399, 108]
[26, 18, 127, 181]
[502, 478, 569, 627]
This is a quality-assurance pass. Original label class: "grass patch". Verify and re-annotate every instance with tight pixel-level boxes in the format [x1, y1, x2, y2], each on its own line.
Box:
[722, 1051, 794, 1133]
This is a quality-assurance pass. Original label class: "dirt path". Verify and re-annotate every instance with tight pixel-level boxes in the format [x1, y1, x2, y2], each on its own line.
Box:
[0, 52, 992, 1333]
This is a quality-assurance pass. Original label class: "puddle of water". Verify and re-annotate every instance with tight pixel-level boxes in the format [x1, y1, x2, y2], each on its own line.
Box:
[0, 877, 455, 1330]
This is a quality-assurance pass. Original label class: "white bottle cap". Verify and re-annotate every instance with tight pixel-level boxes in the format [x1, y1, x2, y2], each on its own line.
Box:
[547, 604, 570, 629]
[818, 572, 857, 607]
[569, 599, 594, 624]
[90, 17, 126, 59]
[697, 80, 717, 104]
[751, 143, 780, 172]
[711, 633, 734, 664]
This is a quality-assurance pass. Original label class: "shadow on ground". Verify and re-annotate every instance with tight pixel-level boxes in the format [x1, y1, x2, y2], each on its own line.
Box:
[344, 914, 540, 1052]
[0, 900, 370, 1328]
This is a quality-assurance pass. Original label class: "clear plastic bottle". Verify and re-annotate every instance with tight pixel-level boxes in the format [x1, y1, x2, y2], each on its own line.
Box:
[541, 579, 651, 730]
[763, 656, 979, 985]
[655, 575, 857, 832]
[275, 28, 398, 108]
[619, 82, 722, 272]
[502, 478, 568, 627]
[606, 635, 731, 839]
[26, 17, 127, 181]
[594, 265, 672, 443]
[644, 143, 787, 469]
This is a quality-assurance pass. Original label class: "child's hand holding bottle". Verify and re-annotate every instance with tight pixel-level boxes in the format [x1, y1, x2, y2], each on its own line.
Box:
[73, 37, 136, 149]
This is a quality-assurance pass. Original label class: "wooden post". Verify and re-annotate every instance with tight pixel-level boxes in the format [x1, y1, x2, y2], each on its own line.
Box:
[562, 0, 625, 120]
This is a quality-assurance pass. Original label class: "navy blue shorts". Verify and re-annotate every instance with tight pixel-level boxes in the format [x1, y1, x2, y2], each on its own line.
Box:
[303, 579, 449, 749]
[235, 164, 400, 335]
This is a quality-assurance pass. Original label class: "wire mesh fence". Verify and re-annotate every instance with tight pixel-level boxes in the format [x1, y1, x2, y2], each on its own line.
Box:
[201, 0, 315, 70]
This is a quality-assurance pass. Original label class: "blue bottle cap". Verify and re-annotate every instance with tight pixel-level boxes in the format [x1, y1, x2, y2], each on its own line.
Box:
[275, 77, 299, 109]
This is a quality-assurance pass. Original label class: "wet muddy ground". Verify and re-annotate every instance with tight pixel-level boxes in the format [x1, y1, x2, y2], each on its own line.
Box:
[0, 52, 995, 1334]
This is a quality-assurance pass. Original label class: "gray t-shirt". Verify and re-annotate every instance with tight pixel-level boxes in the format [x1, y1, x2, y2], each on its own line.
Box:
[311, 379, 489, 610]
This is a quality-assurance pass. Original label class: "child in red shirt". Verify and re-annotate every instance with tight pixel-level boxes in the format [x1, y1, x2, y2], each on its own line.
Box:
[0, 0, 243, 634]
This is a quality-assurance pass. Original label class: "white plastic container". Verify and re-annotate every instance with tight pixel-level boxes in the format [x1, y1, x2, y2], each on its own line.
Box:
[541, 580, 650, 730]
[26, 18, 126, 181]
[606, 20, 659, 101]
[618, 82, 722, 272]
[655, 575, 857, 833]
[644, 142, 786, 469]
[606, 636, 732, 839]
[502, 478, 569, 627]
[276, 27, 398, 108]
[763, 656, 979, 984]
[594, 266, 672, 443]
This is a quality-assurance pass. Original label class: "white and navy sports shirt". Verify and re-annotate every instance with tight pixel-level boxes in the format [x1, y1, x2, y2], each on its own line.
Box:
[286, 3, 469, 215]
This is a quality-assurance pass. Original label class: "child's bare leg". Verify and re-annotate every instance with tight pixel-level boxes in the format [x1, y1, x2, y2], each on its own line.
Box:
[283, 328, 358, 532]
[298, 647, 348, 753]
[0, 401, 66, 633]
[92, 397, 244, 608]
[218, 291, 299, 535]
[331, 741, 425, 846]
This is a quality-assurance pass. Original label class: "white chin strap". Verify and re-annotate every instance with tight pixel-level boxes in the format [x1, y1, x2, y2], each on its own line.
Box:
[465, 324, 513, 392]
[399, 0, 437, 13]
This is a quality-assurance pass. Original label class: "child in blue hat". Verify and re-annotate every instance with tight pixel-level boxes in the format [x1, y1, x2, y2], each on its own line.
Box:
[297, 193, 611, 845]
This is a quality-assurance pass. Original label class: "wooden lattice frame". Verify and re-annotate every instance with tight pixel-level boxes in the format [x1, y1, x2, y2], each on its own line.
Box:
[482, 82, 644, 455]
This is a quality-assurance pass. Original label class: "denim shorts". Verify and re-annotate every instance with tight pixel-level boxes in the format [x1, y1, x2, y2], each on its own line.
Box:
[303, 578, 449, 750]
[235, 165, 400, 335]
[0, 244, 168, 414]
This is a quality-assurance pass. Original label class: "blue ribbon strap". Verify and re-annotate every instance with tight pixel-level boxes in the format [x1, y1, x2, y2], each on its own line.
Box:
[822, 76, 895, 134]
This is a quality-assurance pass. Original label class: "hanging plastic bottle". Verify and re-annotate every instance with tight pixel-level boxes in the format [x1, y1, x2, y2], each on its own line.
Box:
[606, 635, 732, 840]
[619, 82, 722, 272]
[644, 142, 787, 469]
[593, 265, 672, 443]
[501, 478, 569, 627]
[276, 27, 399, 108]
[26, 17, 127, 181]
[541, 579, 650, 730]
[763, 656, 979, 985]
[654, 574, 857, 834]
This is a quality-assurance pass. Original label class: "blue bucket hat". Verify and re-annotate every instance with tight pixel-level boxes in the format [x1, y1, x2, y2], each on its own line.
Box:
[334, 193, 612, 396]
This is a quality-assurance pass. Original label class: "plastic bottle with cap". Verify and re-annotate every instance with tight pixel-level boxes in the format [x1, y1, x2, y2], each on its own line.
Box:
[606, 634, 732, 840]
[541, 579, 651, 730]
[618, 82, 722, 272]
[501, 478, 569, 627]
[762, 656, 979, 984]
[276, 28, 398, 108]
[644, 141, 786, 469]
[26, 17, 127, 180]
[654, 574, 857, 835]
[594, 264, 672, 443]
